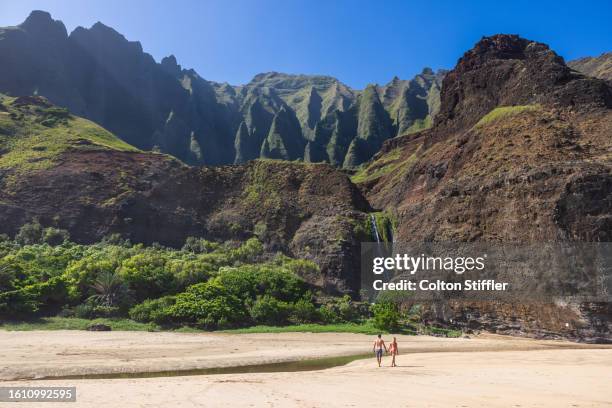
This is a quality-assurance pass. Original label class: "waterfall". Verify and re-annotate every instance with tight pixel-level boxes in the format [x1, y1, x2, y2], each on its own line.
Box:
[370, 214, 381, 243]
[370, 213, 390, 290]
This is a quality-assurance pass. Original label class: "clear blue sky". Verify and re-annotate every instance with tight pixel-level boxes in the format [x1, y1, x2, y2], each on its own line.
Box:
[0, 0, 610, 88]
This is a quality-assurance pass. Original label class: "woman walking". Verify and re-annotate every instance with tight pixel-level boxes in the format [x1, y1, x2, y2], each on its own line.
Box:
[389, 337, 399, 367]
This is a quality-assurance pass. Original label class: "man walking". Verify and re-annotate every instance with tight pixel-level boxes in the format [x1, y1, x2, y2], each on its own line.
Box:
[372, 334, 387, 367]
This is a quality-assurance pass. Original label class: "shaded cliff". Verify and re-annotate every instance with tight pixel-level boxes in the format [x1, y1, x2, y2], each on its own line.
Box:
[0, 11, 444, 169]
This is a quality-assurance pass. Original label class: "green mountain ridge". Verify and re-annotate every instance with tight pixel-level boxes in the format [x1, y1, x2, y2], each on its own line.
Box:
[0, 10, 445, 169]
[214, 69, 445, 167]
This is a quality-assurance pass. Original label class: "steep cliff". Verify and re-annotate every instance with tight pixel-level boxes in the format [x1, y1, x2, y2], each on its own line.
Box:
[354, 34, 612, 341]
[0, 11, 445, 169]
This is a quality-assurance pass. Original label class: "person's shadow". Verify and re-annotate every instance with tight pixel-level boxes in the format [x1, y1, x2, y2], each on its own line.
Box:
[392, 365, 424, 368]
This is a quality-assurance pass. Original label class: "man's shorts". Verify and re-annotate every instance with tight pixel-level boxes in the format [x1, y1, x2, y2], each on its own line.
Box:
[376, 349, 383, 358]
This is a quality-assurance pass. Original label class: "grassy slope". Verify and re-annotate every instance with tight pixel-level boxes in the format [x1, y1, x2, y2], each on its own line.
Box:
[474, 105, 540, 128]
[353, 105, 541, 186]
[0, 95, 139, 176]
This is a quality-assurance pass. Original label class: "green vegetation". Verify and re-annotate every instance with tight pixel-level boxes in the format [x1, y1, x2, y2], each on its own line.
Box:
[242, 160, 300, 211]
[405, 116, 432, 134]
[0, 317, 156, 331]
[354, 211, 396, 243]
[351, 144, 421, 187]
[221, 322, 384, 334]
[0, 221, 462, 336]
[0, 316, 461, 337]
[0, 225, 320, 330]
[351, 148, 402, 183]
[372, 211, 396, 243]
[0, 95, 139, 177]
[474, 105, 540, 128]
[371, 301, 401, 331]
[0, 225, 364, 331]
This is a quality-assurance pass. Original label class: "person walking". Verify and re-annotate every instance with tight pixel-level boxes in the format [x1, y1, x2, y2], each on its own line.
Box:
[372, 334, 387, 367]
[388, 337, 399, 367]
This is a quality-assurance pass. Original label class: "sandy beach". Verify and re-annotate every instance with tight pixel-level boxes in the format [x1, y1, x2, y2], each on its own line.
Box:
[1, 330, 611, 407]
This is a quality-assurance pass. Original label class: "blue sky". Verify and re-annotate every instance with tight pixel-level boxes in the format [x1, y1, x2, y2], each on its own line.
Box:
[0, 0, 610, 88]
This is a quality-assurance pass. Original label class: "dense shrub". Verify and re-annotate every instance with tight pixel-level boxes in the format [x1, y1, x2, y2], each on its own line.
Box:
[319, 304, 341, 324]
[371, 301, 401, 331]
[317, 295, 361, 324]
[214, 264, 307, 302]
[15, 221, 44, 245]
[182, 237, 219, 254]
[42, 227, 70, 246]
[290, 298, 320, 323]
[275, 256, 320, 282]
[0, 288, 39, 317]
[168, 281, 248, 329]
[65, 256, 123, 301]
[0, 275, 72, 318]
[228, 238, 263, 263]
[0, 233, 345, 329]
[249, 295, 292, 325]
[0, 264, 16, 292]
[73, 300, 121, 319]
[166, 258, 212, 289]
[101, 233, 131, 246]
[118, 253, 177, 302]
[13, 222, 70, 247]
[129, 296, 176, 324]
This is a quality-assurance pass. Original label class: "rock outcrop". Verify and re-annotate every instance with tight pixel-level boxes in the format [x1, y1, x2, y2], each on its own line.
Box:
[355, 34, 612, 341]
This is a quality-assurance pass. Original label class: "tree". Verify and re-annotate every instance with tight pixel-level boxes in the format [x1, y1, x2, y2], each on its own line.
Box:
[89, 271, 128, 307]
[182, 237, 219, 254]
[372, 301, 401, 332]
[118, 253, 176, 302]
[0, 264, 16, 293]
[168, 280, 248, 329]
[42, 227, 70, 246]
[15, 221, 44, 245]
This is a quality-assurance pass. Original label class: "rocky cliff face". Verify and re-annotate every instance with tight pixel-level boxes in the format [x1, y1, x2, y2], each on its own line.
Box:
[355, 34, 611, 341]
[569, 52, 612, 81]
[0, 11, 444, 169]
[0, 94, 371, 293]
